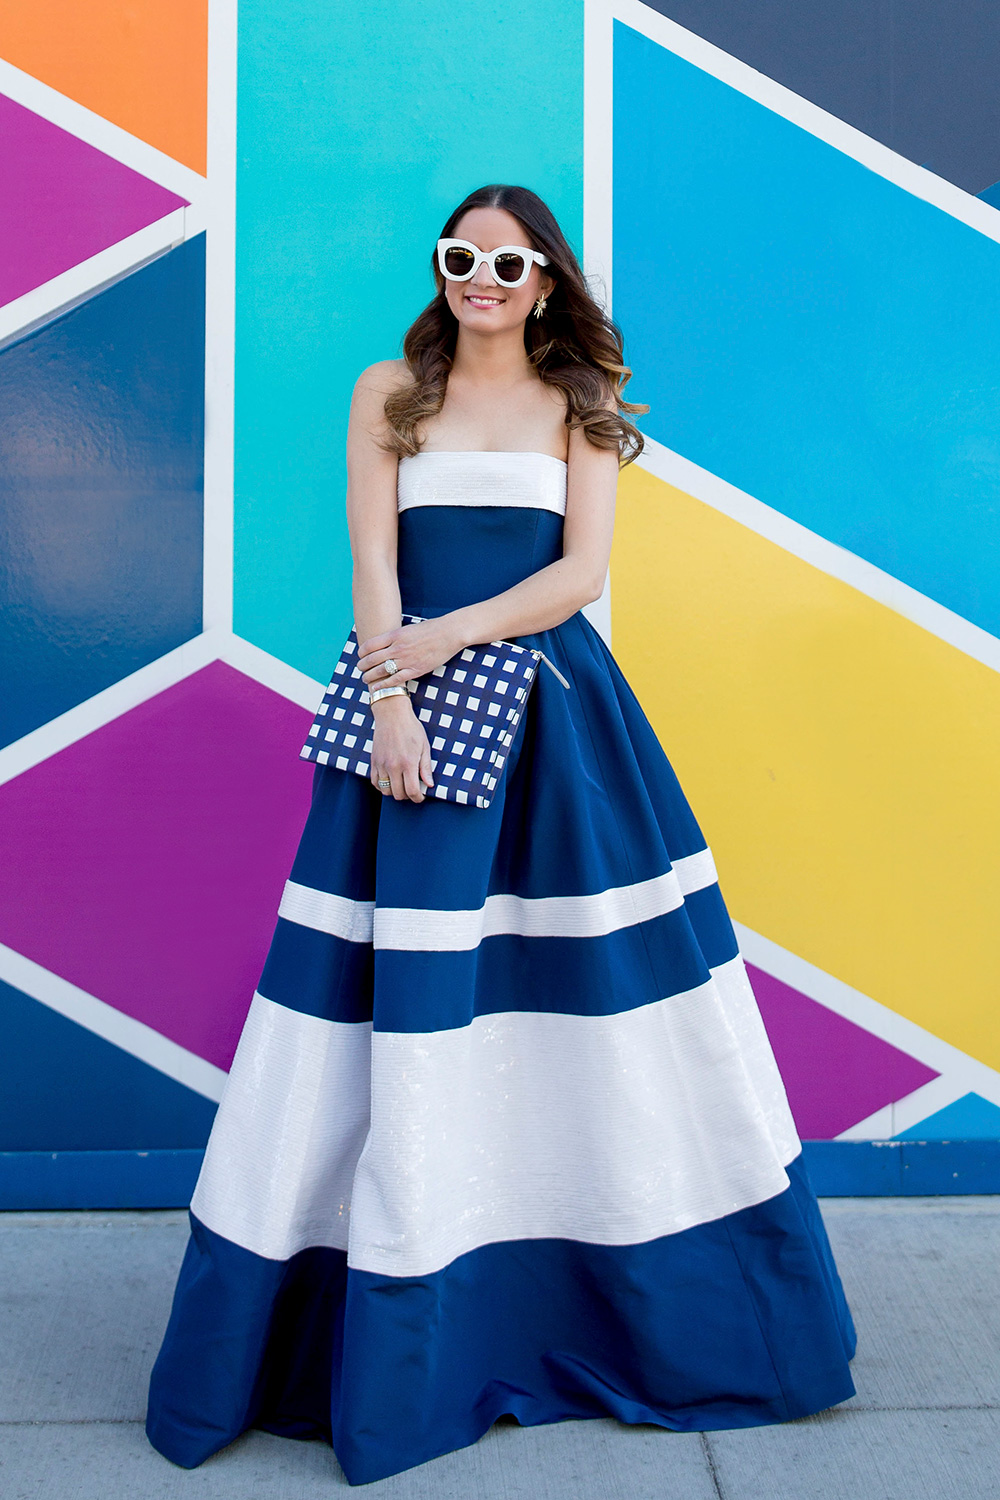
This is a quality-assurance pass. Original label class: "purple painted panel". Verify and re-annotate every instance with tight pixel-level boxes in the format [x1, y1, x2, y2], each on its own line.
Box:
[0, 663, 314, 1070]
[748, 963, 938, 1138]
[0, 93, 188, 309]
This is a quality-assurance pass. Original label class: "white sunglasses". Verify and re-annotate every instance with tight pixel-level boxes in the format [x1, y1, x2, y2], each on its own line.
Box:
[437, 237, 550, 290]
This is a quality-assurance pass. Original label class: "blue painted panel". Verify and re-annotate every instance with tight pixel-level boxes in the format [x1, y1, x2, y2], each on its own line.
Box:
[614, 23, 1000, 638]
[0, 977, 216, 1151]
[900, 1140, 1000, 1195]
[1, 1143, 995, 1209]
[0, 1150, 203, 1210]
[803, 1140, 903, 1194]
[648, 1, 1000, 195]
[0, 236, 204, 750]
[802, 1140, 1000, 1195]
[233, 1, 582, 681]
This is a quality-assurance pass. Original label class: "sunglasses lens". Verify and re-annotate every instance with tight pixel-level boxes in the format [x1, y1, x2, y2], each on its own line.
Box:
[443, 246, 476, 278]
[494, 252, 527, 284]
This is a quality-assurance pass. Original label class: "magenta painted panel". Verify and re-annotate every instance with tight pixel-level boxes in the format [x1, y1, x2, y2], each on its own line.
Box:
[0, 93, 188, 309]
[748, 963, 938, 1139]
[0, 663, 313, 1070]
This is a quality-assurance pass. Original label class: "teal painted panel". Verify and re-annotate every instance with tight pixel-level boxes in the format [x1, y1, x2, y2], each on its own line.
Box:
[614, 22, 1000, 638]
[893, 1091, 1000, 1140]
[234, 1, 583, 680]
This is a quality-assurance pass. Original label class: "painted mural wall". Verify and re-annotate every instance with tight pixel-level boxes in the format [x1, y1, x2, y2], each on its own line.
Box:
[1, 0, 998, 1203]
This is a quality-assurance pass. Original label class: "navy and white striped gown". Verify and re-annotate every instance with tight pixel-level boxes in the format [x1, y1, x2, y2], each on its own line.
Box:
[146, 450, 856, 1486]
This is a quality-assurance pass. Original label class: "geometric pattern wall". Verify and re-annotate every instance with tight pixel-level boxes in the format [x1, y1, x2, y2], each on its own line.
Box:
[0, 664, 316, 1074]
[0, 0, 585, 1167]
[0, 2, 208, 173]
[605, 1, 1000, 1141]
[2, 0, 1000, 1186]
[1, 239, 205, 748]
[643, 0, 1000, 196]
[230, 0, 585, 685]
[0, 4, 316, 1155]
[0, 91, 189, 305]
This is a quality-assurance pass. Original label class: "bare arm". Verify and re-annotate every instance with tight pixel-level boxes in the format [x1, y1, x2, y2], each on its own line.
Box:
[346, 362, 435, 803]
[346, 365, 405, 652]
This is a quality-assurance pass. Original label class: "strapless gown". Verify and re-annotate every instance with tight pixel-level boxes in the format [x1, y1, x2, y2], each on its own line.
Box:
[145, 449, 856, 1486]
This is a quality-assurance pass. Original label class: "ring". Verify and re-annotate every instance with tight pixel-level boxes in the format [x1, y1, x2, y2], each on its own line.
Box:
[377, 777, 391, 789]
[383, 658, 398, 677]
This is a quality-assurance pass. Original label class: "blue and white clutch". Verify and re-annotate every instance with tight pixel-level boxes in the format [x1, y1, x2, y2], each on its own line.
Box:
[300, 612, 570, 808]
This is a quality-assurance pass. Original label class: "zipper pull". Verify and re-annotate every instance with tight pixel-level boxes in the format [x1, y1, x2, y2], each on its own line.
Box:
[531, 649, 572, 689]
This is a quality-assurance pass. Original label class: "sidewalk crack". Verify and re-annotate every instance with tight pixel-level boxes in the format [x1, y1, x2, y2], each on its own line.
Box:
[701, 1432, 727, 1500]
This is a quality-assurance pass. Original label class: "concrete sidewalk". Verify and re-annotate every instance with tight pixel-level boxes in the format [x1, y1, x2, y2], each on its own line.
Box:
[2, 1198, 998, 1499]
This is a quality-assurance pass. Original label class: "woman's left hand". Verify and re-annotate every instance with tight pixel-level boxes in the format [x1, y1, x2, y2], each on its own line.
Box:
[357, 615, 465, 690]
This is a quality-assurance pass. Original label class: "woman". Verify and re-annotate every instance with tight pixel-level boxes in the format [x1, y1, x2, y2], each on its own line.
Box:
[146, 184, 857, 1486]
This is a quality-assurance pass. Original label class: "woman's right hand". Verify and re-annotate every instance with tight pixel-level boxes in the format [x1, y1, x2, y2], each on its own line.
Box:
[370, 696, 435, 803]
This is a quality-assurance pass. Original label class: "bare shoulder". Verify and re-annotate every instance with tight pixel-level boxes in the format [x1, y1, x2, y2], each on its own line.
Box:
[349, 360, 416, 457]
[353, 358, 415, 405]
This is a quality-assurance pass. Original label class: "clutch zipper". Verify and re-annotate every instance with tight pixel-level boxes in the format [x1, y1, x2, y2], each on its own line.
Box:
[530, 649, 572, 689]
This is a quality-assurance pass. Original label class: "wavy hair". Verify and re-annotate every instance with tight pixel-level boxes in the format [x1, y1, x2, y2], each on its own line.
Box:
[381, 184, 648, 464]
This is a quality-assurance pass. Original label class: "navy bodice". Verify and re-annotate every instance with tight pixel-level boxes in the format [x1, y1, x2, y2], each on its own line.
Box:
[395, 450, 567, 615]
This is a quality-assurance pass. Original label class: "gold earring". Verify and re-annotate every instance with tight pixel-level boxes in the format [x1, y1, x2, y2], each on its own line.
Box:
[533, 294, 548, 319]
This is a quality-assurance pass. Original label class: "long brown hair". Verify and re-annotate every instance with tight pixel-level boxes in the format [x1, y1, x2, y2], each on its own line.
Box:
[382, 184, 648, 464]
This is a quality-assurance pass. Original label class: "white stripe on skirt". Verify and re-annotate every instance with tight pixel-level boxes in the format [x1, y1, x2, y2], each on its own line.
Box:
[191, 952, 799, 1275]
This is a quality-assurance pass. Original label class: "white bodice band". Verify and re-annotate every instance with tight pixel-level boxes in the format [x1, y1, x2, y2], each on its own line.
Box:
[397, 450, 567, 517]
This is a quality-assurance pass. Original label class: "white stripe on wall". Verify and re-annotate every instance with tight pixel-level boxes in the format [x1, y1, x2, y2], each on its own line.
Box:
[600, 0, 1000, 249]
[0, 213, 188, 353]
[276, 847, 719, 950]
[638, 437, 1000, 682]
[0, 941, 227, 1102]
[0, 57, 205, 205]
[734, 922, 1000, 1121]
[191, 955, 799, 1274]
[202, 0, 239, 633]
[586, 2, 1000, 678]
[0, 52, 206, 352]
[0, 630, 326, 793]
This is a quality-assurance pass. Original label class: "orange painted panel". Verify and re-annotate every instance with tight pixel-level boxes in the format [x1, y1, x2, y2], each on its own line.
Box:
[0, 0, 207, 173]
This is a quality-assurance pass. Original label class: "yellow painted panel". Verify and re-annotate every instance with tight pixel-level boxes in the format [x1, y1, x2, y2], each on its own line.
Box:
[611, 464, 1000, 1069]
[0, 1, 207, 174]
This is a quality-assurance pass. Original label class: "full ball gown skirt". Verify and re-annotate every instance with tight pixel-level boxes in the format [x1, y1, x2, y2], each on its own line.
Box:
[146, 450, 856, 1485]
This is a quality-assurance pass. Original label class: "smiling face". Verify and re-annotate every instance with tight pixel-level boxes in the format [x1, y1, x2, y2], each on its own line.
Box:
[442, 206, 556, 333]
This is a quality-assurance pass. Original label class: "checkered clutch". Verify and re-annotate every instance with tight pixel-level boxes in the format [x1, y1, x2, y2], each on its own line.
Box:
[300, 613, 569, 808]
